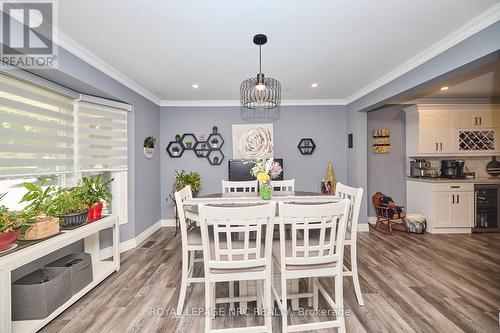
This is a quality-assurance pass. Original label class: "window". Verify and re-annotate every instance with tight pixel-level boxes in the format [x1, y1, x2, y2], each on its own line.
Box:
[0, 73, 130, 224]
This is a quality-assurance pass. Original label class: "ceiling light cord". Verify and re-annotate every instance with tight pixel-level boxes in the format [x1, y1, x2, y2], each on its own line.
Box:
[259, 45, 262, 74]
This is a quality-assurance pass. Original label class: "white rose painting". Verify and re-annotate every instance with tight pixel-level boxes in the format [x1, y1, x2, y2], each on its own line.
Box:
[232, 124, 274, 159]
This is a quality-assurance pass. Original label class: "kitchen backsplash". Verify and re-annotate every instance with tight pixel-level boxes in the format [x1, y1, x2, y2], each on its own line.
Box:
[412, 156, 498, 179]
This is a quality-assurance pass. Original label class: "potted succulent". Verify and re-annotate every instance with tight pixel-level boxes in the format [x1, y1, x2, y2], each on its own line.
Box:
[0, 194, 30, 251]
[213, 156, 219, 164]
[212, 125, 218, 134]
[172, 146, 180, 156]
[175, 134, 181, 142]
[211, 138, 219, 149]
[201, 143, 207, 150]
[186, 140, 193, 149]
[81, 173, 113, 222]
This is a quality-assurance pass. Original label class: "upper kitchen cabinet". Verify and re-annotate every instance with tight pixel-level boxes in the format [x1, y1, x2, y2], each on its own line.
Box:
[405, 104, 500, 157]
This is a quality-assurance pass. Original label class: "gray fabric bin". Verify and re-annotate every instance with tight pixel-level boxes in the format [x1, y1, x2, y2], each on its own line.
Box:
[12, 267, 71, 320]
[47, 253, 93, 295]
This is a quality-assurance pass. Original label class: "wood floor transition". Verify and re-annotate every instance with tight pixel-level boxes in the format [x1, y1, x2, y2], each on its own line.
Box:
[39, 228, 500, 333]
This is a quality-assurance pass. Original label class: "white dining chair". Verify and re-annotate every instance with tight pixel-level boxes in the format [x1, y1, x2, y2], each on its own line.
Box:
[271, 179, 295, 192]
[221, 180, 258, 193]
[175, 185, 204, 315]
[198, 203, 276, 333]
[335, 182, 365, 306]
[272, 201, 349, 333]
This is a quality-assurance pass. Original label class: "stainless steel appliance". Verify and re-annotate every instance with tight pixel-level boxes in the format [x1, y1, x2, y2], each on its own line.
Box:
[410, 159, 431, 178]
[473, 184, 500, 233]
[440, 159, 465, 179]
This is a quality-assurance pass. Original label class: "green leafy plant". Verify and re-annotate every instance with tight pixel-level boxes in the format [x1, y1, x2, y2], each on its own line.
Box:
[212, 125, 218, 134]
[80, 173, 113, 207]
[186, 140, 193, 148]
[144, 136, 156, 148]
[50, 187, 88, 217]
[213, 156, 219, 164]
[172, 146, 180, 153]
[20, 179, 56, 217]
[211, 138, 219, 144]
[1, 194, 31, 233]
[175, 134, 181, 142]
[169, 170, 201, 203]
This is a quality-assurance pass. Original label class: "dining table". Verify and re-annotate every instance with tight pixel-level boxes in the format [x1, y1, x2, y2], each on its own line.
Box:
[182, 190, 342, 310]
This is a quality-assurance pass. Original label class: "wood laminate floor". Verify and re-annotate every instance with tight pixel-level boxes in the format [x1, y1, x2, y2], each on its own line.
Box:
[40, 229, 500, 333]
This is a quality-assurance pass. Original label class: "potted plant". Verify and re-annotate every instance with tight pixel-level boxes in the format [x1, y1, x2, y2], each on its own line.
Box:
[172, 146, 180, 156]
[144, 136, 156, 159]
[201, 143, 207, 150]
[0, 194, 30, 251]
[81, 173, 113, 222]
[213, 156, 219, 164]
[250, 159, 283, 200]
[175, 134, 181, 142]
[169, 170, 202, 202]
[212, 125, 218, 134]
[211, 138, 219, 149]
[186, 140, 193, 149]
[50, 187, 89, 228]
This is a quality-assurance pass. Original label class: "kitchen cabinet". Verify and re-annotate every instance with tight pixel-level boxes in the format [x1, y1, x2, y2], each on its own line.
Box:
[407, 180, 474, 233]
[405, 104, 500, 156]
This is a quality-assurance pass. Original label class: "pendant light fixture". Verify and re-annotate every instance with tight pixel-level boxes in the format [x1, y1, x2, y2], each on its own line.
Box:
[240, 34, 281, 111]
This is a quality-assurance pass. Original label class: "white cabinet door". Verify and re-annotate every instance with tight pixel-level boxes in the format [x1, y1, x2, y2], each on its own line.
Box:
[434, 192, 452, 227]
[455, 110, 496, 128]
[451, 192, 474, 227]
[435, 114, 455, 152]
[419, 113, 437, 153]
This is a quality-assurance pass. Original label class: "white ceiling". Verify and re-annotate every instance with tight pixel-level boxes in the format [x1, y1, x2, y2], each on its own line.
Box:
[57, 0, 500, 104]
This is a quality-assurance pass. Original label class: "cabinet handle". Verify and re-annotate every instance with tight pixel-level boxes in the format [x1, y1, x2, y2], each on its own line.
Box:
[474, 117, 477, 125]
[452, 194, 455, 204]
[450, 186, 460, 189]
[479, 117, 482, 125]
[440, 142, 443, 151]
[435, 142, 438, 151]
[457, 194, 459, 204]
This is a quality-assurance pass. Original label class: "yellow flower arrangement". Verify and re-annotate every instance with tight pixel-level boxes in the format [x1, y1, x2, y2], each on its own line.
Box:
[257, 172, 270, 183]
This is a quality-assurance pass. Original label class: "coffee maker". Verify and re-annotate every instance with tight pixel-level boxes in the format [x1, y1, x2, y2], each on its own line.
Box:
[410, 159, 431, 178]
[440, 160, 465, 179]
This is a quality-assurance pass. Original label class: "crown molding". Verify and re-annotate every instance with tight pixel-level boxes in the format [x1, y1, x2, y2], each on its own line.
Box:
[345, 3, 500, 105]
[56, 31, 162, 105]
[159, 99, 347, 107]
[407, 98, 496, 105]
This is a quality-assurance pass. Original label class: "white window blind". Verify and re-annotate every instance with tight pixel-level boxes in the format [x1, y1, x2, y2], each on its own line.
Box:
[0, 75, 75, 177]
[78, 101, 128, 172]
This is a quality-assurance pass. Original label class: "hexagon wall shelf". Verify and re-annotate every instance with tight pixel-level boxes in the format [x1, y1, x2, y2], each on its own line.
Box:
[166, 141, 184, 158]
[297, 138, 316, 155]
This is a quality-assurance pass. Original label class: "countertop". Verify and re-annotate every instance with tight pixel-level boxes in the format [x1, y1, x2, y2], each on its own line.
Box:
[406, 177, 500, 185]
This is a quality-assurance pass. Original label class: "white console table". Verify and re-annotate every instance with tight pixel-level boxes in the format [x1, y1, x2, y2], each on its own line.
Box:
[0, 215, 120, 333]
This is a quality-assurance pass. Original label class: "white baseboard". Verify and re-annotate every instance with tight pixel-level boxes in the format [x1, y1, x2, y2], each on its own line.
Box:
[100, 219, 166, 260]
[367, 216, 377, 225]
[357, 223, 370, 232]
[160, 219, 176, 227]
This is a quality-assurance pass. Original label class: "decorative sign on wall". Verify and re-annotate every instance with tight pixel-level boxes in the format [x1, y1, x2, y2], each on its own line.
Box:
[372, 128, 391, 154]
[166, 126, 225, 165]
[232, 123, 274, 159]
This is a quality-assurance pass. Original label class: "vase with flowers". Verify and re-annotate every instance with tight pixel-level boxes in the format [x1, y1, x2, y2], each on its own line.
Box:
[250, 158, 283, 200]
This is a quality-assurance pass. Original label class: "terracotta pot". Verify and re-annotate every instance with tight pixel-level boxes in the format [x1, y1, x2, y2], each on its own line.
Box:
[88, 203, 103, 222]
[0, 229, 20, 251]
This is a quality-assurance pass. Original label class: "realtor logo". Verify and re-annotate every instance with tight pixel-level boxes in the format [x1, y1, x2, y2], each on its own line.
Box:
[1, 0, 58, 68]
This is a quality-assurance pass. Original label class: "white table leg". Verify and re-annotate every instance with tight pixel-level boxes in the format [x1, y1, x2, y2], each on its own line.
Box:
[0, 265, 11, 333]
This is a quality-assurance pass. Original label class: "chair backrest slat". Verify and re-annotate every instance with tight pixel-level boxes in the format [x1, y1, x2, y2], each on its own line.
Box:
[271, 179, 295, 192]
[199, 203, 275, 271]
[221, 180, 258, 193]
[335, 183, 364, 234]
[174, 185, 193, 245]
[278, 201, 349, 267]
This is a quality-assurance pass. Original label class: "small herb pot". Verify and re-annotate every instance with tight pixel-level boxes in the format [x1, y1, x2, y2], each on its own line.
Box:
[88, 203, 103, 222]
[0, 229, 20, 251]
[211, 143, 218, 149]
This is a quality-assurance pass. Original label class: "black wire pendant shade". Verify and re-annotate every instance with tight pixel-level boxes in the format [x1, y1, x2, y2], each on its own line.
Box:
[240, 34, 281, 111]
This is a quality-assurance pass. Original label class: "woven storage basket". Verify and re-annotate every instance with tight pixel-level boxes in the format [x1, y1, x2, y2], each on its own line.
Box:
[59, 210, 88, 228]
[405, 214, 426, 234]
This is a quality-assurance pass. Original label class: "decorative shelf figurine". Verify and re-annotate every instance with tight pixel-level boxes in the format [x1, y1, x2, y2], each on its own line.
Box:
[194, 141, 210, 158]
[298, 138, 316, 155]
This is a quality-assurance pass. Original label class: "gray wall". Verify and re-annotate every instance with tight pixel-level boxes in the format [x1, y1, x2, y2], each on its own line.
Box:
[366, 105, 407, 217]
[160, 105, 347, 218]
